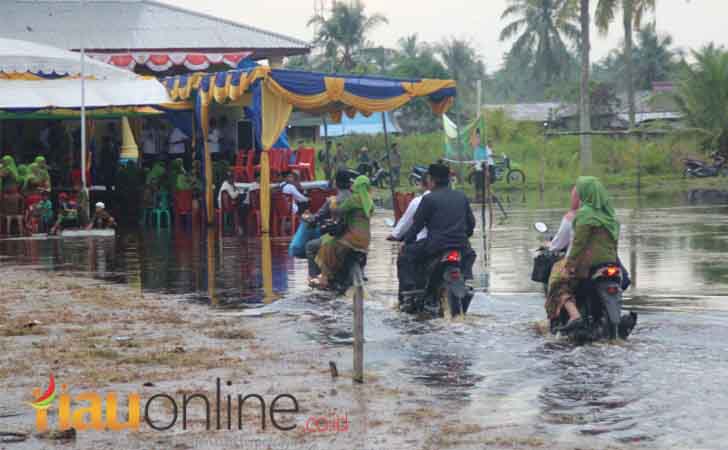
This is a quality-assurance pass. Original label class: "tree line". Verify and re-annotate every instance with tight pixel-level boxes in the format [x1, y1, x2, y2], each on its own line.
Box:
[287, 0, 728, 165]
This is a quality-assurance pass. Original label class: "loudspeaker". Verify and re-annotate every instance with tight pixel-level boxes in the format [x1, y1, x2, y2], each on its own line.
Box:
[237, 120, 254, 150]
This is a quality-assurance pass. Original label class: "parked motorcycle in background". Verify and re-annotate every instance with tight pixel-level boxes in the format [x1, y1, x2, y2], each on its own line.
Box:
[682, 152, 728, 178]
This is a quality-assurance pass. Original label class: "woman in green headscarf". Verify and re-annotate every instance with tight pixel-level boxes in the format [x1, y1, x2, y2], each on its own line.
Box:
[171, 158, 192, 191]
[25, 156, 51, 193]
[313, 175, 374, 288]
[546, 176, 620, 330]
[16, 164, 30, 193]
[0, 155, 20, 193]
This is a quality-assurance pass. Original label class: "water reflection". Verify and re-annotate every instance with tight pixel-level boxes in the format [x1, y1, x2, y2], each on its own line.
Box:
[2, 190, 728, 448]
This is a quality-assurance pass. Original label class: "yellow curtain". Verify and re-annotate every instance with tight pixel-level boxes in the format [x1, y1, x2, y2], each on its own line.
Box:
[261, 82, 293, 150]
[259, 150, 271, 234]
[199, 92, 214, 225]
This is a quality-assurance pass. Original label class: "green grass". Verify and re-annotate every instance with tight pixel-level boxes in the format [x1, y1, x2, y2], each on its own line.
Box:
[306, 117, 725, 196]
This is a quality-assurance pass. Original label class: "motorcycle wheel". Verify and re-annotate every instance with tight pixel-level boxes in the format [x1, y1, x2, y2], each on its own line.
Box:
[506, 169, 526, 184]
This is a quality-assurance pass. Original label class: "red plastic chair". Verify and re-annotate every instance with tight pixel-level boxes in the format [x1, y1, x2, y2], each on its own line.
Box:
[308, 188, 337, 214]
[246, 189, 262, 236]
[245, 149, 257, 182]
[394, 192, 416, 223]
[271, 192, 297, 237]
[290, 148, 316, 181]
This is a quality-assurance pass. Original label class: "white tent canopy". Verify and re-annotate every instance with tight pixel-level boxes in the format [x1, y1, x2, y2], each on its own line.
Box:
[0, 38, 171, 109]
[0, 37, 137, 80]
[0, 79, 171, 109]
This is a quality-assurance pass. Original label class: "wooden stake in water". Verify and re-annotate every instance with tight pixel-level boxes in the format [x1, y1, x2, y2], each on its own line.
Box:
[351, 263, 365, 383]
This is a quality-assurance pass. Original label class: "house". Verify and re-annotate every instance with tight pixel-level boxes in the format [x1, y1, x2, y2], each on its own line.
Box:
[0, 0, 310, 76]
[482, 102, 577, 128]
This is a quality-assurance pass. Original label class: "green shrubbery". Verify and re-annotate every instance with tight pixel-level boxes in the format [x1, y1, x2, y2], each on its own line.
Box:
[311, 114, 706, 191]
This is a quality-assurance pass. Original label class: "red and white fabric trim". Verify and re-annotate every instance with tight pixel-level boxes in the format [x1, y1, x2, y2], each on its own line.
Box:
[88, 52, 253, 72]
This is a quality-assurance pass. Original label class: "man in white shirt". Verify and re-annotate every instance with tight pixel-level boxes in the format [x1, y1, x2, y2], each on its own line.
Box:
[280, 171, 309, 214]
[168, 127, 188, 156]
[207, 118, 221, 159]
[387, 175, 431, 242]
[141, 121, 159, 165]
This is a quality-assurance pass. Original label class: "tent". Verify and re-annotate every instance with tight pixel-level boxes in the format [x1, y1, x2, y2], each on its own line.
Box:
[162, 67, 456, 230]
[0, 38, 171, 110]
[0, 38, 137, 80]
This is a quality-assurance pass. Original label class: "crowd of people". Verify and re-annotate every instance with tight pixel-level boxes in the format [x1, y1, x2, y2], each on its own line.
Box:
[0, 154, 116, 234]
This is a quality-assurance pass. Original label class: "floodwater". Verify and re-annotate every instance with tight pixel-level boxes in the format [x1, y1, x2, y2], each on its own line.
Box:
[2, 188, 728, 449]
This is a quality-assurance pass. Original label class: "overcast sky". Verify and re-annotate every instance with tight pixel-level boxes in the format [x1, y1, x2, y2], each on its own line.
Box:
[161, 0, 728, 70]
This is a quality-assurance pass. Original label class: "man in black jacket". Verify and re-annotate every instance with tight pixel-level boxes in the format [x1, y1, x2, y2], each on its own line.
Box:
[398, 163, 476, 296]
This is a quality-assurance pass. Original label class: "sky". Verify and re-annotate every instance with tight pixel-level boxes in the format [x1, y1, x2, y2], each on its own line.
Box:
[160, 0, 728, 70]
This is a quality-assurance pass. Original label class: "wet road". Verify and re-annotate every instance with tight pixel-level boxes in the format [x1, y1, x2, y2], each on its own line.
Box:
[2, 189, 728, 449]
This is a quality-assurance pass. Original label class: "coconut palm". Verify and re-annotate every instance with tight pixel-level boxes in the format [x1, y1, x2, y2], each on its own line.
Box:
[307, 0, 388, 72]
[499, 0, 581, 84]
[578, 0, 592, 170]
[674, 45, 728, 155]
[595, 0, 656, 128]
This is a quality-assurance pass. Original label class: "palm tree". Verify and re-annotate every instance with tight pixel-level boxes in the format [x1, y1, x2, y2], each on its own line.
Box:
[674, 45, 728, 155]
[499, 0, 580, 85]
[307, 0, 388, 72]
[595, 0, 656, 128]
[579, 0, 592, 170]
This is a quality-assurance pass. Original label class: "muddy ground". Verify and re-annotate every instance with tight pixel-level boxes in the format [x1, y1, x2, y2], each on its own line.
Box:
[0, 267, 631, 450]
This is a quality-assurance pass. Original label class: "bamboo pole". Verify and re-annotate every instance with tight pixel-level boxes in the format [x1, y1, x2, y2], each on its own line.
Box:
[352, 262, 365, 383]
[381, 112, 397, 217]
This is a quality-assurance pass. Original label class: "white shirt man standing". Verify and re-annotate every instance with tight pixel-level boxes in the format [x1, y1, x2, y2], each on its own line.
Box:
[207, 118, 221, 157]
[168, 127, 188, 156]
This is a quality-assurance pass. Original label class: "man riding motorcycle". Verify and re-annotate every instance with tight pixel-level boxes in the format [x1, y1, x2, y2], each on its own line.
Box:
[387, 173, 431, 295]
[397, 163, 476, 305]
[304, 170, 353, 283]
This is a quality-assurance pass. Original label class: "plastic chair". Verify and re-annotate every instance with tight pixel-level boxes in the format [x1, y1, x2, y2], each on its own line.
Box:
[308, 188, 337, 214]
[246, 189, 262, 236]
[0, 192, 25, 236]
[174, 190, 193, 228]
[245, 149, 257, 182]
[271, 192, 296, 237]
[290, 148, 316, 181]
[152, 191, 171, 229]
[216, 191, 238, 232]
[394, 192, 416, 223]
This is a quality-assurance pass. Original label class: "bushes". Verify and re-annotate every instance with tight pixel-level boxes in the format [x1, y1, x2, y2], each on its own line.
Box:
[306, 114, 701, 190]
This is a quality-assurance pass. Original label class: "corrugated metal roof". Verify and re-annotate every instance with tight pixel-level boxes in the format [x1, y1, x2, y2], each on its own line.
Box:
[1, 0, 310, 55]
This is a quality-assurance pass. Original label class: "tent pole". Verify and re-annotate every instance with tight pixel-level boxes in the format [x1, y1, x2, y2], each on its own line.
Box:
[323, 116, 330, 182]
[79, 0, 89, 221]
[381, 112, 396, 218]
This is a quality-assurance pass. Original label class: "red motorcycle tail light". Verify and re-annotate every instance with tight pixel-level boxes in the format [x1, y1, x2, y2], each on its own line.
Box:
[447, 250, 461, 263]
[607, 286, 619, 295]
[606, 266, 620, 277]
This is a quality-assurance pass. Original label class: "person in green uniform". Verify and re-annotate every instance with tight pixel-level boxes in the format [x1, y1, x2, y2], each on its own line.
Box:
[312, 175, 374, 289]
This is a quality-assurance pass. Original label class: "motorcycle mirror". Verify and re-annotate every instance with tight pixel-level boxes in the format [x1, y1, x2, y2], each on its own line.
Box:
[384, 218, 395, 228]
[533, 222, 548, 233]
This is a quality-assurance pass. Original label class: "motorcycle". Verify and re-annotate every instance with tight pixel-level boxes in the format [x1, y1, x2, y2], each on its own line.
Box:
[532, 222, 637, 342]
[682, 153, 728, 178]
[408, 164, 458, 187]
[466, 154, 526, 186]
[369, 159, 391, 188]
